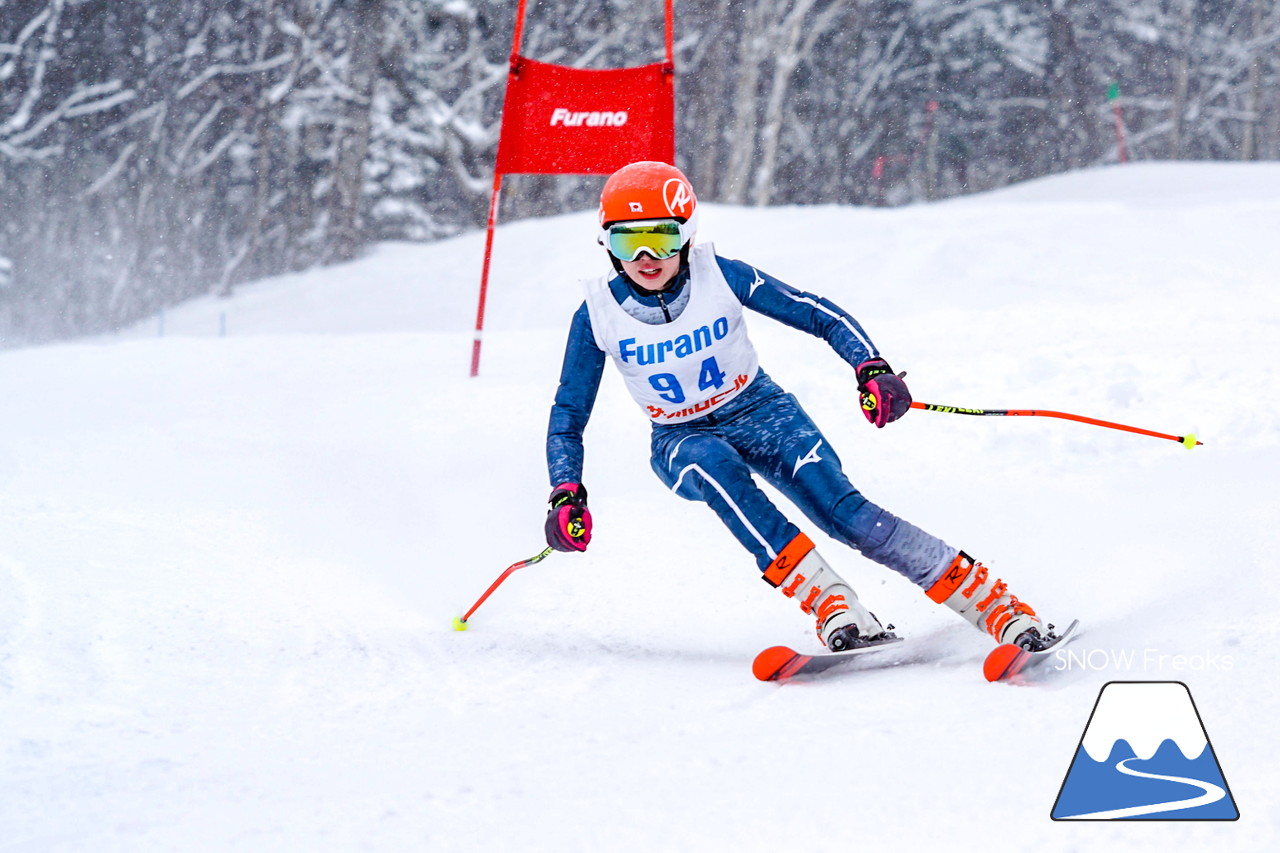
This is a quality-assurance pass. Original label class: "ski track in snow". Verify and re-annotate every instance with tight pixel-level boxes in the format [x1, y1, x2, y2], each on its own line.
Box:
[1, 163, 1277, 851]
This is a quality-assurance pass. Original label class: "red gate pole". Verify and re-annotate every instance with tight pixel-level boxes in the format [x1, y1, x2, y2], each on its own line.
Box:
[469, 170, 503, 377]
[664, 0, 674, 64]
[1113, 103, 1129, 163]
[470, 0, 529, 378]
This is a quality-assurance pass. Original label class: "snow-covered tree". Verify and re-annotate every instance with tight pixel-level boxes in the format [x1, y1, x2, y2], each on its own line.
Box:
[3, 0, 1280, 345]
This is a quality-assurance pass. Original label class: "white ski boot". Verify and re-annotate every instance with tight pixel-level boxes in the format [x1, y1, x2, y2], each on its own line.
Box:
[926, 551, 1049, 649]
[763, 533, 894, 650]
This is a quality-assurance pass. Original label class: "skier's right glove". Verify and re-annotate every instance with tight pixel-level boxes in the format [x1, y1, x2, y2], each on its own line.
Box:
[545, 482, 592, 552]
[857, 358, 912, 428]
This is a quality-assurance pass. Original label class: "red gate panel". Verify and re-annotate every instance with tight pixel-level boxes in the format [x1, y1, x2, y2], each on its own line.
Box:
[495, 57, 674, 176]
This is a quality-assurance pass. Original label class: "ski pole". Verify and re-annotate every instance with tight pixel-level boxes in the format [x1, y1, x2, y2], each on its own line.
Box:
[909, 401, 1202, 448]
[452, 546, 554, 630]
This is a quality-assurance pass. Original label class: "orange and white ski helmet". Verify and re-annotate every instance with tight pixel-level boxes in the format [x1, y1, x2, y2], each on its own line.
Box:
[598, 161, 699, 241]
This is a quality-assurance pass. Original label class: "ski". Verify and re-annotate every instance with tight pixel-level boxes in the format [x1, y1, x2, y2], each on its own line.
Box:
[982, 619, 1081, 683]
[752, 635, 906, 682]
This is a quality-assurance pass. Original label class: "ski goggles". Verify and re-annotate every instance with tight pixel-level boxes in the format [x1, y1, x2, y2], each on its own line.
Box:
[602, 219, 687, 261]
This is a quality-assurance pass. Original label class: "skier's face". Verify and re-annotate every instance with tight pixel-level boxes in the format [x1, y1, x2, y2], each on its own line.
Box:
[621, 251, 681, 291]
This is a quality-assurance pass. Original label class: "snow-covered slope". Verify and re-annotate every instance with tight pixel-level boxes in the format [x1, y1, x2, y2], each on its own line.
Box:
[3, 163, 1277, 851]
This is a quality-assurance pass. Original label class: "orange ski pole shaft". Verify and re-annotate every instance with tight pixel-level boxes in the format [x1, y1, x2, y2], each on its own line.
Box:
[909, 401, 1202, 448]
[453, 546, 554, 629]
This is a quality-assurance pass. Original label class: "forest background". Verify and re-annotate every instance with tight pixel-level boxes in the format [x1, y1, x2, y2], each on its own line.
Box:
[2, 0, 1277, 344]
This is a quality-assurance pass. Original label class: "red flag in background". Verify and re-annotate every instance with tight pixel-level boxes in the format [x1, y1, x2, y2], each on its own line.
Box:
[495, 57, 674, 175]
[471, 0, 677, 376]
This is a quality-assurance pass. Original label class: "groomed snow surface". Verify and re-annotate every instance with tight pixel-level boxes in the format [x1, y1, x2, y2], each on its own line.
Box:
[2, 163, 1277, 851]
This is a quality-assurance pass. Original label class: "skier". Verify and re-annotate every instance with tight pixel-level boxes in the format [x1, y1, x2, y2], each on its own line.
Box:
[543, 161, 1053, 652]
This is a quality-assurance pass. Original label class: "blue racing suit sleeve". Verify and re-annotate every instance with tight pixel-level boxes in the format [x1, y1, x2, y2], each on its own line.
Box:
[715, 255, 879, 368]
[547, 302, 607, 485]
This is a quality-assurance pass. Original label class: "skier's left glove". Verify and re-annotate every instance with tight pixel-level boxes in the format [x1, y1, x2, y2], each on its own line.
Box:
[545, 482, 592, 552]
[857, 358, 912, 428]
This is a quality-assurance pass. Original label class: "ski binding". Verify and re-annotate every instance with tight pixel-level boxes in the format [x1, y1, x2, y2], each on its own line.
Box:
[983, 619, 1081, 683]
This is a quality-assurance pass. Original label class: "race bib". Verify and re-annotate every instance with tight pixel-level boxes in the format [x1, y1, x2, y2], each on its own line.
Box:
[583, 243, 759, 423]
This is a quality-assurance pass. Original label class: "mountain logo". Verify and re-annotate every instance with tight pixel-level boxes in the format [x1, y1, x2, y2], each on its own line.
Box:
[1051, 681, 1239, 820]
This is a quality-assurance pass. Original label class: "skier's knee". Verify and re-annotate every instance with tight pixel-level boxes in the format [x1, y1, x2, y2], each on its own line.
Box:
[854, 510, 957, 587]
[830, 492, 889, 550]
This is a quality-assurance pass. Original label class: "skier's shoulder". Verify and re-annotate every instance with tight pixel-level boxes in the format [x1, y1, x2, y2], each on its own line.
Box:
[565, 299, 603, 348]
[712, 252, 755, 279]
[707, 251, 776, 303]
[604, 272, 631, 305]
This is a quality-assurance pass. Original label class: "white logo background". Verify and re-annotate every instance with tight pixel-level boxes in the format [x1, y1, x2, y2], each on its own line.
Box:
[663, 178, 693, 217]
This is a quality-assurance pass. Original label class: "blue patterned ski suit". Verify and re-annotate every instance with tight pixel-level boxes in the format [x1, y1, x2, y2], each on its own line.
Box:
[547, 251, 955, 589]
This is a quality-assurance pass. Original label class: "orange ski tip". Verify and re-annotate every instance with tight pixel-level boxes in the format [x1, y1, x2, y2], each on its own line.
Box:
[753, 645, 801, 682]
[983, 644, 1024, 682]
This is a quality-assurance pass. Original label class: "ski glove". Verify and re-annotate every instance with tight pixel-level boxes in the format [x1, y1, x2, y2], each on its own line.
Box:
[857, 358, 912, 428]
[545, 482, 592, 552]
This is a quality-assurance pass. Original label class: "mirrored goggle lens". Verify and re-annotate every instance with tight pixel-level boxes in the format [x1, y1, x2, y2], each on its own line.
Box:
[607, 222, 683, 261]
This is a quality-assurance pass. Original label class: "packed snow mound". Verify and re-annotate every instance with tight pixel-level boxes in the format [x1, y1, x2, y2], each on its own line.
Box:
[114, 161, 1280, 341]
[950, 160, 1280, 207]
